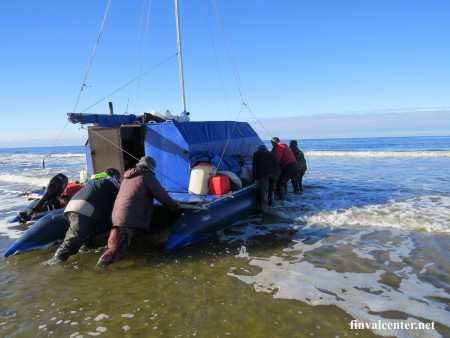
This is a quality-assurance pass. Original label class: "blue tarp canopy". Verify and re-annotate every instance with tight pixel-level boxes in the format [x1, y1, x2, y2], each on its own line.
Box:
[68, 113, 138, 128]
[80, 115, 263, 193]
[145, 121, 262, 192]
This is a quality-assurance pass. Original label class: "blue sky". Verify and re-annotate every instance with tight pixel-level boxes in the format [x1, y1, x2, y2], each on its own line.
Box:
[0, 0, 449, 147]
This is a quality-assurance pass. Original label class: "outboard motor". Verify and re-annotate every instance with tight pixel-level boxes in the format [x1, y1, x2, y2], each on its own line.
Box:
[19, 173, 68, 223]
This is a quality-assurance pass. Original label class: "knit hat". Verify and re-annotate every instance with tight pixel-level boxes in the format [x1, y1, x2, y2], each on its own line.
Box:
[137, 156, 157, 169]
[258, 145, 268, 151]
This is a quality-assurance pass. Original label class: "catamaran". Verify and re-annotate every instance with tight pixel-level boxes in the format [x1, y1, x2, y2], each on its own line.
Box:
[5, 0, 265, 257]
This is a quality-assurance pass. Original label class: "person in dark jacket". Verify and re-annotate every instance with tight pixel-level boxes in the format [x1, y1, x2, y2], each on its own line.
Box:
[271, 137, 299, 199]
[253, 145, 280, 213]
[51, 168, 121, 262]
[97, 156, 179, 266]
[289, 140, 307, 190]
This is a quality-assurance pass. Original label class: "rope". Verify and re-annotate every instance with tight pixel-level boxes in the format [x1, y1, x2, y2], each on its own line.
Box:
[126, 0, 154, 114]
[201, 0, 231, 120]
[211, 108, 243, 177]
[78, 53, 178, 114]
[125, 0, 149, 114]
[212, 0, 246, 107]
[132, 0, 153, 115]
[34, 1, 269, 198]
[42, 120, 71, 169]
[210, 0, 272, 140]
[87, 127, 193, 194]
[72, 0, 112, 114]
[35, 0, 112, 188]
[242, 102, 272, 139]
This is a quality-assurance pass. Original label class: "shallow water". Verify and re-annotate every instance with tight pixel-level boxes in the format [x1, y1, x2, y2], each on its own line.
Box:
[1, 216, 448, 337]
[1, 139, 449, 337]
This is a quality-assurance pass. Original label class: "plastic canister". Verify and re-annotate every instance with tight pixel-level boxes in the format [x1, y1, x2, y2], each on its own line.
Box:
[208, 175, 230, 195]
[188, 163, 212, 195]
[79, 169, 88, 184]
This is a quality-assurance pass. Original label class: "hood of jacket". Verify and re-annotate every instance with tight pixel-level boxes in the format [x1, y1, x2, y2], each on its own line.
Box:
[123, 167, 153, 180]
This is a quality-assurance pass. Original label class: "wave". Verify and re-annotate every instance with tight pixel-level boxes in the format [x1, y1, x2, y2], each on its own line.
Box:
[0, 153, 84, 158]
[305, 150, 450, 158]
[298, 195, 450, 233]
[0, 173, 53, 187]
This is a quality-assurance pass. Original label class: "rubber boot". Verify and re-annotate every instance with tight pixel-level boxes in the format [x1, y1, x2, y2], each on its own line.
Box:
[97, 227, 133, 266]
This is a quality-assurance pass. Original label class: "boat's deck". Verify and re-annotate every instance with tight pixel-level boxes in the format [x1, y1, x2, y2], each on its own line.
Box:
[166, 192, 217, 204]
[155, 183, 256, 209]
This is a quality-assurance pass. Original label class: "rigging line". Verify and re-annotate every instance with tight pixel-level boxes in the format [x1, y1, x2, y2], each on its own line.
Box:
[202, 0, 249, 164]
[41, 119, 72, 169]
[46, 146, 85, 173]
[37, 1, 111, 189]
[132, 0, 153, 115]
[211, 0, 270, 134]
[201, 0, 231, 120]
[89, 128, 139, 162]
[72, 0, 112, 114]
[78, 53, 178, 114]
[87, 127, 192, 193]
[125, 0, 150, 114]
[211, 0, 246, 106]
[41, 2, 112, 169]
[211, 0, 272, 139]
[211, 106, 244, 177]
[242, 102, 272, 139]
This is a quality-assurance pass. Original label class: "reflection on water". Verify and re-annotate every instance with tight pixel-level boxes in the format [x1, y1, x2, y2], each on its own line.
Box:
[1, 215, 449, 337]
[1, 144, 450, 337]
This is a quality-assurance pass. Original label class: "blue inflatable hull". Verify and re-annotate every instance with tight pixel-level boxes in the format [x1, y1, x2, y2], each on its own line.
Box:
[3, 209, 69, 257]
[165, 187, 258, 250]
[4, 188, 258, 257]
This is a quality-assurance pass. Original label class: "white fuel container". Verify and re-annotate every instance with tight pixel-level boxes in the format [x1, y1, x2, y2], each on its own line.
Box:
[188, 164, 212, 195]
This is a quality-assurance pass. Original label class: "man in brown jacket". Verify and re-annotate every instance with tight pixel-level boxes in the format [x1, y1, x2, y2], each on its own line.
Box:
[97, 156, 179, 266]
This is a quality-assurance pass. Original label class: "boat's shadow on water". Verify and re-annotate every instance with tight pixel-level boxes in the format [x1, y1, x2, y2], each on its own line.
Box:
[120, 204, 343, 267]
[53, 184, 372, 267]
[145, 178, 401, 263]
[2, 212, 312, 268]
[3, 179, 394, 267]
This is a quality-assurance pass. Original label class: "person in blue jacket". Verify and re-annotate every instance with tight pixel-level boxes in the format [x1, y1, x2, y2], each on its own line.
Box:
[50, 168, 121, 262]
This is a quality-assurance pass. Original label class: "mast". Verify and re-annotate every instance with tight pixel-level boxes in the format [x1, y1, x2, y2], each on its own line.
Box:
[175, 0, 186, 113]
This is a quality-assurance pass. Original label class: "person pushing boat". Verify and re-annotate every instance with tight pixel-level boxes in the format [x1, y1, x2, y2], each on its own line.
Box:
[49, 168, 121, 263]
[289, 140, 307, 191]
[271, 137, 299, 199]
[97, 156, 180, 266]
[252, 145, 280, 213]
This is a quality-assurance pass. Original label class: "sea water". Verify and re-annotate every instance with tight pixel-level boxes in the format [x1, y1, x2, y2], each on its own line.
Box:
[0, 136, 449, 337]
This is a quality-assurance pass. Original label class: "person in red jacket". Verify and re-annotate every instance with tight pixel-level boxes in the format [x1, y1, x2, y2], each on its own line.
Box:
[271, 137, 299, 199]
[97, 156, 179, 266]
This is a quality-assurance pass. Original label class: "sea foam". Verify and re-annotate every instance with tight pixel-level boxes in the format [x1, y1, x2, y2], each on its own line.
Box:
[300, 195, 450, 233]
[305, 150, 450, 158]
[229, 228, 449, 337]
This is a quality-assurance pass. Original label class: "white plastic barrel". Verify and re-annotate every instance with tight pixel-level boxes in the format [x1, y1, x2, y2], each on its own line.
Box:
[79, 170, 88, 183]
[188, 164, 212, 195]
